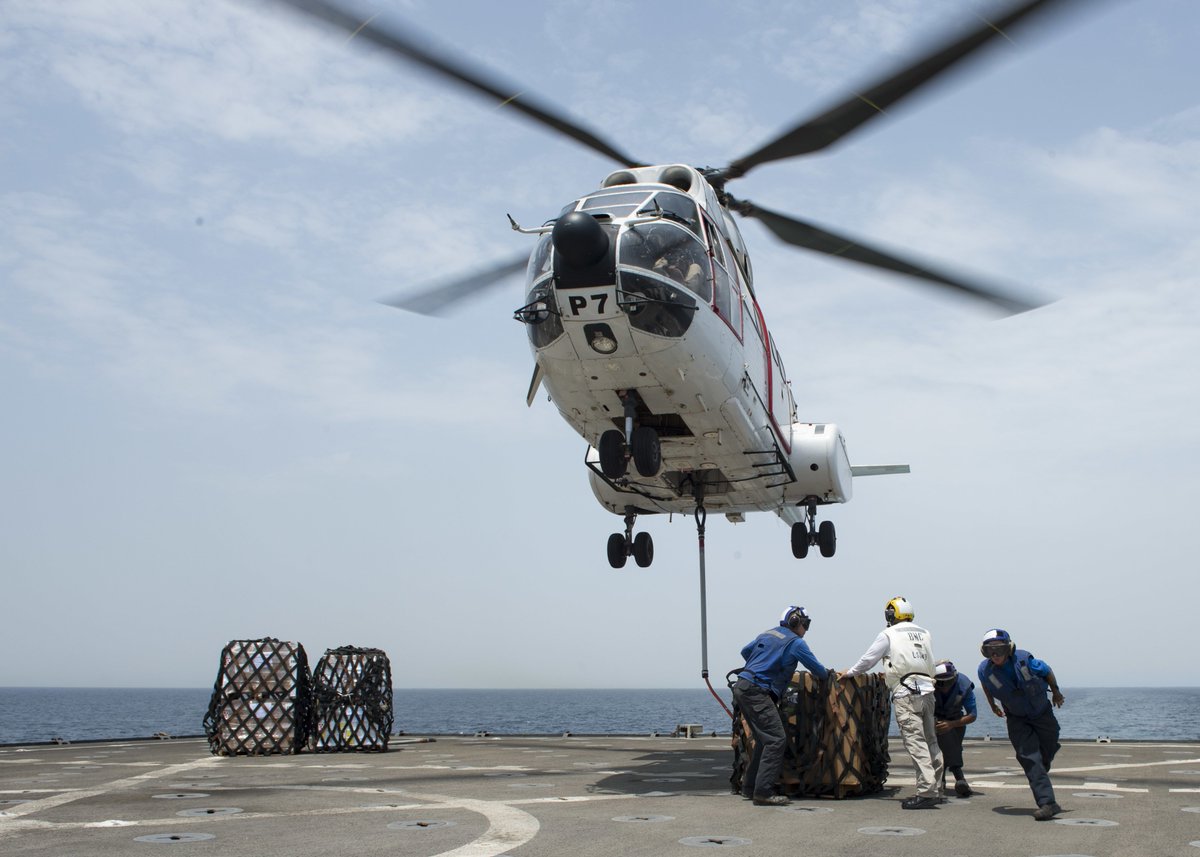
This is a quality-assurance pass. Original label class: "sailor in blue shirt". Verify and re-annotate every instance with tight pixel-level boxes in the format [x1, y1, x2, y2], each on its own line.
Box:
[732, 605, 831, 807]
[933, 660, 977, 797]
[977, 628, 1066, 820]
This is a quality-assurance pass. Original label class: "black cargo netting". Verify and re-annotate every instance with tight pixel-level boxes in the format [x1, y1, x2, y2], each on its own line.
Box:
[309, 646, 394, 752]
[729, 672, 891, 798]
[203, 638, 312, 756]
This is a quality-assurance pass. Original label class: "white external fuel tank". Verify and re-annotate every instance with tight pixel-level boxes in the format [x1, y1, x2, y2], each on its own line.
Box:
[781, 422, 853, 505]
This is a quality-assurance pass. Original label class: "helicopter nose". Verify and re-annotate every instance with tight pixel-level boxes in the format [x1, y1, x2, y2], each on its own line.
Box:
[552, 211, 609, 267]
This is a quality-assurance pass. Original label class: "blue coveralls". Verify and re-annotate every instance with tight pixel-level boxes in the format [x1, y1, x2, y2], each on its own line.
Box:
[978, 650, 1061, 807]
[733, 626, 828, 799]
[933, 673, 977, 771]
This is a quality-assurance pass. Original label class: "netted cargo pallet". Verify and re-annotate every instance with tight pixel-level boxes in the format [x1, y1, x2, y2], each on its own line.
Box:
[203, 638, 312, 756]
[309, 646, 393, 752]
[731, 672, 891, 798]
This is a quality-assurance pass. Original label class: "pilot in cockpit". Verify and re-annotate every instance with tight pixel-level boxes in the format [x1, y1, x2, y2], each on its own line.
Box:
[646, 229, 704, 291]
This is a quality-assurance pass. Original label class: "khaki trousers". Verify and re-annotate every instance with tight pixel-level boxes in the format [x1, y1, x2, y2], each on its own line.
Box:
[893, 692, 945, 798]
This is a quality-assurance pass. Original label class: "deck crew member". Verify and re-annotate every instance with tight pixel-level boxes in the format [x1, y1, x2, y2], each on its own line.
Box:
[732, 605, 831, 807]
[841, 596, 944, 810]
[933, 659, 977, 796]
[977, 628, 1066, 820]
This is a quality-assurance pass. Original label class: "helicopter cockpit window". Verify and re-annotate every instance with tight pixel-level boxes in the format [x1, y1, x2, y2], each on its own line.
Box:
[522, 281, 564, 349]
[637, 191, 700, 237]
[578, 190, 653, 219]
[618, 222, 712, 302]
[526, 233, 553, 283]
[702, 212, 727, 268]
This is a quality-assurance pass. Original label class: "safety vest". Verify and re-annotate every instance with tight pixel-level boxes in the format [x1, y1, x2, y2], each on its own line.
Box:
[739, 626, 798, 699]
[981, 649, 1051, 718]
[882, 622, 934, 693]
[934, 673, 974, 720]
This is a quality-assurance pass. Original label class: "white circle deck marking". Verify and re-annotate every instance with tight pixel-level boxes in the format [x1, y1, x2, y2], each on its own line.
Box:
[859, 826, 925, 836]
[134, 833, 216, 843]
[176, 807, 243, 817]
[679, 835, 751, 847]
[1053, 818, 1119, 827]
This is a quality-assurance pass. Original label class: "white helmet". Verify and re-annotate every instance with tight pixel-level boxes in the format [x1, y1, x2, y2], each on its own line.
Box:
[779, 605, 812, 631]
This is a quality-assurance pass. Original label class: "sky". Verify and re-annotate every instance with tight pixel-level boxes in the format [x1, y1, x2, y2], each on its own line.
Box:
[1, 0, 1197, 692]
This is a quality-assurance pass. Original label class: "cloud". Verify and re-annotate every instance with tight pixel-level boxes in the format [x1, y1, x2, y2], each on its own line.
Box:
[6, 0, 447, 155]
[1029, 124, 1200, 229]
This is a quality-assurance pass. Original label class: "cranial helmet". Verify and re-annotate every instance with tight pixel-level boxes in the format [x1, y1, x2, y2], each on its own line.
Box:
[780, 605, 811, 631]
[980, 628, 1015, 657]
[884, 596, 914, 625]
[934, 660, 958, 683]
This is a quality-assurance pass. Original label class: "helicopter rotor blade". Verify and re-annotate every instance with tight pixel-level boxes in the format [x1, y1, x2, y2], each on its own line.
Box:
[379, 254, 529, 316]
[724, 0, 1078, 179]
[728, 196, 1044, 315]
[274, 0, 643, 168]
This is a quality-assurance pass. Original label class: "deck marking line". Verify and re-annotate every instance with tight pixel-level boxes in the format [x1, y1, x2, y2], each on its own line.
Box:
[0, 756, 220, 828]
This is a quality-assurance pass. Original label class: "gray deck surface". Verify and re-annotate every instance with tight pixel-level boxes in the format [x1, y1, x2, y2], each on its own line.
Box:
[2, 734, 1199, 855]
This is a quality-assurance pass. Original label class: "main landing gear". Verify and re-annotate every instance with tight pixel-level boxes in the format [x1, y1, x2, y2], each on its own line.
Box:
[791, 502, 836, 559]
[597, 393, 661, 479]
[607, 509, 654, 568]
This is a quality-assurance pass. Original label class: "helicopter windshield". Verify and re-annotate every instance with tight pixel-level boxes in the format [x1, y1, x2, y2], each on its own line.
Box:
[577, 190, 653, 219]
[527, 233, 553, 283]
[619, 222, 712, 302]
[637, 191, 701, 237]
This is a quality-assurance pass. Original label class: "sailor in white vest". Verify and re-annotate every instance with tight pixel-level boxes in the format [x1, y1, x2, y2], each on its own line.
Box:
[841, 596, 945, 809]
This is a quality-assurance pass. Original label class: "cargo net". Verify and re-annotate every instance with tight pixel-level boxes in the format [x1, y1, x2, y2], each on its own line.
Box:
[730, 672, 891, 799]
[203, 638, 312, 756]
[309, 646, 394, 752]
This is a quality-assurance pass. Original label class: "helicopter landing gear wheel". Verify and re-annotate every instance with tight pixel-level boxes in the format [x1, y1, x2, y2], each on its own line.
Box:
[598, 429, 627, 478]
[606, 532, 627, 569]
[608, 508, 652, 569]
[790, 522, 810, 559]
[818, 520, 837, 558]
[630, 425, 661, 477]
[632, 531, 654, 567]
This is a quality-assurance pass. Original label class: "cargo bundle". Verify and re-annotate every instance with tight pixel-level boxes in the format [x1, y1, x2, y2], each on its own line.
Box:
[203, 638, 312, 756]
[309, 646, 394, 752]
[731, 672, 890, 798]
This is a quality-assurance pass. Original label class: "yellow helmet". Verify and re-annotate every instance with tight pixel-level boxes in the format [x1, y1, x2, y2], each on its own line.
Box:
[885, 596, 914, 625]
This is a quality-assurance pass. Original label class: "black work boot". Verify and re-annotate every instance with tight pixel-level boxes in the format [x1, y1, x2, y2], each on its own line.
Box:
[1033, 802, 1062, 821]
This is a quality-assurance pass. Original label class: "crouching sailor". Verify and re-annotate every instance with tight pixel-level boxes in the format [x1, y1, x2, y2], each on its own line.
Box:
[933, 660, 977, 797]
[977, 628, 1066, 821]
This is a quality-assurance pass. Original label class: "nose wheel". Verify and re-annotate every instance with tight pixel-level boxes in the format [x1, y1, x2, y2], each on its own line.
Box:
[607, 510, 654, 568]
[791, 504, 836, 558]
[598, 429, 626, 478]
[598, 394, 662, 480]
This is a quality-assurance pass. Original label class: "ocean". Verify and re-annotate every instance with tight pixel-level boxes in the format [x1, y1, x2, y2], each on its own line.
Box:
[0, 686, 1197, 746]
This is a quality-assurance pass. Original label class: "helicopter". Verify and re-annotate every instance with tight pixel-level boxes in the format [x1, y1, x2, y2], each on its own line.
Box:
[279, 0, 1065, 569]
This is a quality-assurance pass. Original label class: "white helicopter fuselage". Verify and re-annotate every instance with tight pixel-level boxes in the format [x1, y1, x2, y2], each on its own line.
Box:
[516, 164, 860, 528]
